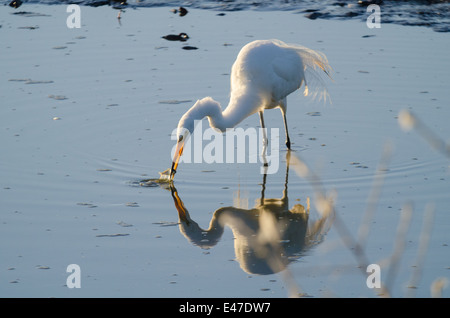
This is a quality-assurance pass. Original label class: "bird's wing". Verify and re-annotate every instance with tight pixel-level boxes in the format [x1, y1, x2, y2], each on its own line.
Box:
[270, 55, 304, 102]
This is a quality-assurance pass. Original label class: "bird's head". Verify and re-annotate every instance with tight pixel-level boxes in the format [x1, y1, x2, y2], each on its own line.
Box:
[169, 97, 222, 180]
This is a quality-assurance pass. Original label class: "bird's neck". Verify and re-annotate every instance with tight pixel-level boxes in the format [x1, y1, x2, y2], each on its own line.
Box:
[190, 95, 261, 132]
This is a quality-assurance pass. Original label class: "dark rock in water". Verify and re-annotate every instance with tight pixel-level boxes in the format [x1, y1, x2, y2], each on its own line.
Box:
[303, 9, 320, 13]
[162, 33, 189, 42]
[87, 0, 110, 7]
[179, 6, 188, 16]
[344, 11, 360, 17]
[11, 11, 51, 17]
[433, 24, 450, 33]
[86, 0, 128, 8]
[182, 46, 198, 50]
[18, 25, 39, 30]
[171, 6, 188, 17]
[111, 0, 127, 9]
[358, 0, 383, 6]
[305, 12, 325, 20]
[9, 0, 23, 8]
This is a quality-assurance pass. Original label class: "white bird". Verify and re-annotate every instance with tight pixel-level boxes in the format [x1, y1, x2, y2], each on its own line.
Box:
[168, 39, 332, 180]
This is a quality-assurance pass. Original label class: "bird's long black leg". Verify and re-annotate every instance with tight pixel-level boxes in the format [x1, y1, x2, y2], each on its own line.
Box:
[281, 107, 291, 149]
[259, 111, 268, 167]
[259, 111, 268, 146]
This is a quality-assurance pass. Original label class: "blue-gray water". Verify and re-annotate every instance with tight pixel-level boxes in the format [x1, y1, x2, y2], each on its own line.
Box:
[2, 2, 449, 298]
[9, 0, 450, 32]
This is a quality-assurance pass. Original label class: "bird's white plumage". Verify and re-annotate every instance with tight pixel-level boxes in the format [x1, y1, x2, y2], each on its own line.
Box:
[169, 39, 332, 179]
[230, 40, 305, 105]
[178, 39, 331, 133]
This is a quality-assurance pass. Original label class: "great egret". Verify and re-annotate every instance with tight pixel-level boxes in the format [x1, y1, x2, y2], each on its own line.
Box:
[168, 39, 332, 180]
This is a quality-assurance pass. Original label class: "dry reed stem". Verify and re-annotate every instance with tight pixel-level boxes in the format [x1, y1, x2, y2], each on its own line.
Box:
[382, 202, 413, 296]
[398, 109, 450, 159]
[282, 109, 449, 297]
[406, 203, 435, 297]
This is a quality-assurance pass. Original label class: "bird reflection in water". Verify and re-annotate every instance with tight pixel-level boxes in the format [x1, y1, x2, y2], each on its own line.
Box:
[169, 152, 334, 276]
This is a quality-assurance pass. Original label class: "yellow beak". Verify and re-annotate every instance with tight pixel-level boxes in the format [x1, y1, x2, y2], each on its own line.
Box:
[170, 141, 184, 180]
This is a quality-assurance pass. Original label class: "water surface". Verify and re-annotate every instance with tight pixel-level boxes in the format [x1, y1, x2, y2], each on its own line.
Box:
[1, 4, 449, 298]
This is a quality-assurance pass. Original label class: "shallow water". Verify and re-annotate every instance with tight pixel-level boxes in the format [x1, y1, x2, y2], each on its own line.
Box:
[1, 5, 449, 298]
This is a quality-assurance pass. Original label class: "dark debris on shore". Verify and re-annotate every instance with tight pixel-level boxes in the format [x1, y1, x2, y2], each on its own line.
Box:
[5, 0, 450, 32]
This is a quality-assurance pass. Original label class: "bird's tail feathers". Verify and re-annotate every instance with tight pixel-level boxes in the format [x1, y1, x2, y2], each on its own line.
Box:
[277, 40, 333, 102]
[299, 47, 332, 102]
[303, 65, 331, 103]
